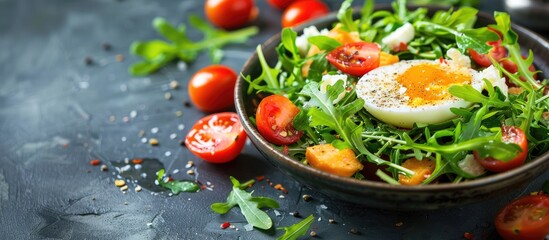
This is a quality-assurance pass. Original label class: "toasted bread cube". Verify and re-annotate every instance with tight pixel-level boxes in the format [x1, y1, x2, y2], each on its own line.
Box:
[306, 144, 363, 177]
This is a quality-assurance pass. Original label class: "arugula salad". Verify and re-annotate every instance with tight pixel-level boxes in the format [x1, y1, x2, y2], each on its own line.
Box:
[244, 0, 549, 185]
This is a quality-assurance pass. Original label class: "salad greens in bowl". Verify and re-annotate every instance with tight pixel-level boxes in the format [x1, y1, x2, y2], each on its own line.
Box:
[235, 0, 549, 210]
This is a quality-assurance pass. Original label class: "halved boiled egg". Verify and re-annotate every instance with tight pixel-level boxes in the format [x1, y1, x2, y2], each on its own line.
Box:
[356, 50, 504, 128]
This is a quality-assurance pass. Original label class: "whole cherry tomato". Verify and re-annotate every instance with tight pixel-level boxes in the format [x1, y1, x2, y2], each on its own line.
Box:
[268, 0, 295, 10]
[256, 94, 303, 145]
[474, 126, 528, 172]
[205, 0, 257, 29]
[281, 0, 329, 28]
[188, 65, 237, 113]
[185, 112, 247, 163]
[495, 193, 549, 240]
[326, 42, 381, 76]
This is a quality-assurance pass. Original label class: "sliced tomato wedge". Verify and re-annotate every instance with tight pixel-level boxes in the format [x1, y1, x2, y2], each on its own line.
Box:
[474, 126, 528, 172]
[185, 112, 247, 163]
[256, 94, 303, 145]
[495, 194, 549, 240]
[326, 42, 381, 77]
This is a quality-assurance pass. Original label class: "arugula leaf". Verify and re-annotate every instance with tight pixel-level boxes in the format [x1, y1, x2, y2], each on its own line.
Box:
[277, 214, 314, 240]
[211, 176, 279, 230]
[337, 0, 357, 32]
[156, 169, 200, 194]
[307, 36, 341, 51]
[245, 45, 282, 94]
[129, 16, 258, 76]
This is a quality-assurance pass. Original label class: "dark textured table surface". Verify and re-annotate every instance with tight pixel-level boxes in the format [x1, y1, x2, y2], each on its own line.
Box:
[1, 0, 548, 239]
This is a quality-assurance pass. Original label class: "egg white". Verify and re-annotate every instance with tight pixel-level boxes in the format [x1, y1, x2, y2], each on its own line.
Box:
[355, 53, 500, 128]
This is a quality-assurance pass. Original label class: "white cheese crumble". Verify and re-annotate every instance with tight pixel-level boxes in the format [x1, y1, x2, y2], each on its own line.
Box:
[458, 154, 486, 177]
[320, 74, 348, 103]
[295, 26, 329, 56]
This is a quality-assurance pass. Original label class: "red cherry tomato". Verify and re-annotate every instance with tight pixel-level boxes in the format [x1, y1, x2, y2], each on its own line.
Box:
[256, 94, 303, 145]
[205, 0, 257, 29]
[188, 65, 237, 113]
[326, 42, 381, 76]
[468, 40, 508, 68]
[281, 0, 330, 28]
[495, 194, 549, 240]
[185, 112, 247, 163]
[474, 126, 528, 172]
[268, 0, 295, 10]
[500, 58, 538, 87]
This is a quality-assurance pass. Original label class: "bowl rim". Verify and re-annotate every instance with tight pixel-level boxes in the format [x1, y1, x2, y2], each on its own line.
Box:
[235, 5, 549, 194]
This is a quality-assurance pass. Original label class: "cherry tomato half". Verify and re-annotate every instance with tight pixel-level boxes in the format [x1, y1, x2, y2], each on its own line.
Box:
[256, 94, 303, 145]
[205, 0, 257, 29]
[495, 194, 549, 240]
[188, 65, 237, 113]
[281, 0, 329, 28]
[474, 126, 528, 172]
[500, 58, 538, 87]
[468, 40, 508, 68]
[326, 42, 381, 77]
[268, 0, 295, 10]
[185, 112, 247, 163]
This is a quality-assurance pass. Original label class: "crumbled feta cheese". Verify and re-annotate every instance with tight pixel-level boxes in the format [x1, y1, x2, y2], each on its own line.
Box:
[458, 154, 486, 177]
[447, 48, 471, 68]
[295, 26, 329, 56]
[481, 65, 508, 96]
[382, 22, 415, 50]
[320, 74, 348, 103]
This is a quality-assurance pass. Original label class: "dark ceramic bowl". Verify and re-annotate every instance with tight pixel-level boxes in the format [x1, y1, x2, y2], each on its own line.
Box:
[235, 6, 549, 210]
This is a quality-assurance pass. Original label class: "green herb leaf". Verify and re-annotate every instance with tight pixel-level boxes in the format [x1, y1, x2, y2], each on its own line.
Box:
[156, 169, 200, 194]
[337, 0, 357, 32]
[308, 36, 342, 51]
[277, 214, 314, 240]
[129, 17, 258, 76]
[211, 177, 279, 230]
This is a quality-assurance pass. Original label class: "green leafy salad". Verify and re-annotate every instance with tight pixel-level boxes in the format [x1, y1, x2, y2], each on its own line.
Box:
[244, 0, 549, 185]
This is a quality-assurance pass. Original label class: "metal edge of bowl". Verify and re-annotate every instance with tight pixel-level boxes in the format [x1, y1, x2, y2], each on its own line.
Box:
[235, 5, 549, 209]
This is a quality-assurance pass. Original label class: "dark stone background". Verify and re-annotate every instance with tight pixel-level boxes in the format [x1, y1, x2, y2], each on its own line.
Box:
[1, 0, 547, 239]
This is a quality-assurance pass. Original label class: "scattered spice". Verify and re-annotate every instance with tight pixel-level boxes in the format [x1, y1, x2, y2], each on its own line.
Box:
[302, 194, 312, 202]
[543, 111, 549, 120]
[185, 161, 194, 168]
[169, 80, 179, 89]
[220, 221, 231, 229]
[463, 232, 474, 240]
[115, 179, 126, 187]
[149, 138, 159, 146]
[310, 231, 317, 237]
[132, 158, 143, 164]
[273, 183, 288, 194]
[120, 185, 129, 191]
[89, 159, 101, 166]
[290, 211, 301, 218]
[101, 42, 112, 51]
[135, 185, 142, 192]
[138, 130, 145, 137]
[84, 56, 94, 65]
[255, 175, 265, 181]
[175, 111, 183, 117]
[164, 92, 172, 100]
[328, 218, 336, 224]
[115, 54, 124, 62]
[183, 101, 191, 108]
[100, 164, 108, 171]
[395, 221, 404, 227]
[349, 227, 359, 235]
[109, 115, 116, 122]
[186, 169, 195, 175]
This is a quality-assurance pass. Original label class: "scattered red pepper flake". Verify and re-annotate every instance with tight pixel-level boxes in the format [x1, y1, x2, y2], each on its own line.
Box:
[463, 232, 474, 240]
[132, 158, 143, 164]
[274, 183, 288, 194]
[201, 185, 207, 190]
[282, 145, 289, 155]
[220, 221, 231, 229]
[89, 159, 101, 166]
[255, 175, 265, 181]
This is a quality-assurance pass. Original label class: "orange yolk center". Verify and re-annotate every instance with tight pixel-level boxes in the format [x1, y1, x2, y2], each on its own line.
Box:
[396, 63, 471, 106]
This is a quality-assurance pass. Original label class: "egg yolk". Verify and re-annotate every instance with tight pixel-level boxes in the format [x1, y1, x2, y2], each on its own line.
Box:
[396, 63, 471, 106]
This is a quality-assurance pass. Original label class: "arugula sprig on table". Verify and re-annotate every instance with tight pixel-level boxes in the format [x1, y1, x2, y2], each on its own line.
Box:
[211, 176, 279, 230]
[129, 16, 258, 76]
[277, 214, 314, 240]
[156, 169, 200, 194]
